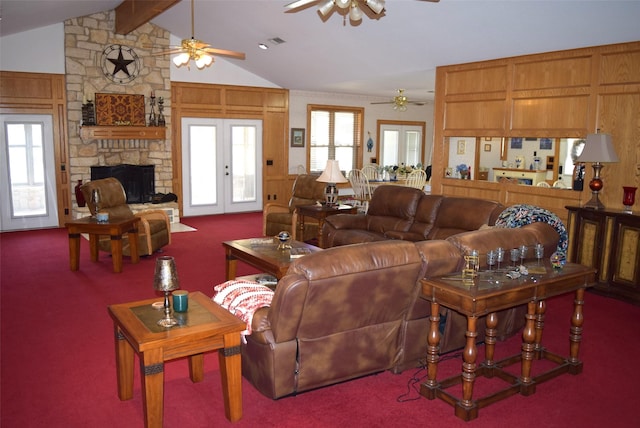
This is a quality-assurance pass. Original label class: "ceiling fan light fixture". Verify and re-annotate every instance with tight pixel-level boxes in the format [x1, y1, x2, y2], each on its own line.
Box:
[173, 52, 190, 67]
[349, 3, 363, 21]
[336, 0, 351, 9]
[195, 53, 214, 69]
[318, 0, 335, 16]
[364, 0, 385, 14]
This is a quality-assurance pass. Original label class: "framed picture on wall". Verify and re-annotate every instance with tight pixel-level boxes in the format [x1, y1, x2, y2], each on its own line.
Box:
[484, 144, 491, 152]
[510, 138, 523, 149]
[539, 138, 552, 150]
[457, 140, 466, 154]
[291, 128, 305, 147]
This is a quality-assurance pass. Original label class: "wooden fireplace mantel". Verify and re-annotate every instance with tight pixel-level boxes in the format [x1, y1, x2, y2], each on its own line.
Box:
[80, 126, 165, 141]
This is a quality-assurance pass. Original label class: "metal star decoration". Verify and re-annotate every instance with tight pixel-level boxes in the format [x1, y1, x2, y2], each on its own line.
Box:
[108, 46, 135, 77]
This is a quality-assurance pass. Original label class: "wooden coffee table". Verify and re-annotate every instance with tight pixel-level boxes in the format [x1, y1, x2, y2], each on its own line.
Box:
[223, 237, 321, 280]
[420, 262, 596, 421]
[108, 291, 246, 427]
[65, 216, 140, 273]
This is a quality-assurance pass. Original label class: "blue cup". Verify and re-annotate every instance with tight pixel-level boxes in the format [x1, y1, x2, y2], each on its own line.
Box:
[172, 290, 188, 313]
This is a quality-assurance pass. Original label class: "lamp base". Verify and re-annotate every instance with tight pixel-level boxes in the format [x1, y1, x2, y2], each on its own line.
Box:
[157, 292, 178, 327]
[157, 316, 178, 327]
[583, 191, 605, 210]
[324, 183, 339, 207]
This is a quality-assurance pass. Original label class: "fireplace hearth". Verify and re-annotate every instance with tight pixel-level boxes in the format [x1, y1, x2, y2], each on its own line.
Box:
[91, 164, 155, 203]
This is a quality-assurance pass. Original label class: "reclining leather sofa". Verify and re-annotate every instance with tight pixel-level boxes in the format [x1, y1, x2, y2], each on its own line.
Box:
[322, 185, 505, 248]
[241, 221, 560, 399]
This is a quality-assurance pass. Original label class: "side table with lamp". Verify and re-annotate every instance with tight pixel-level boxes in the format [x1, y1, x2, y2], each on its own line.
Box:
[566, 131, 640, 304]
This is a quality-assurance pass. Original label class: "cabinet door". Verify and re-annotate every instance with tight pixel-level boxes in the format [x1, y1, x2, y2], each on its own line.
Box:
[572, 209, 607, 276]
[611, 215, 640, 292]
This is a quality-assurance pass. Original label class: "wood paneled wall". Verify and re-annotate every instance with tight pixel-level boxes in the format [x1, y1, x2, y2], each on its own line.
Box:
[171, 82, 291, 211]
[431, 41, 640, 220]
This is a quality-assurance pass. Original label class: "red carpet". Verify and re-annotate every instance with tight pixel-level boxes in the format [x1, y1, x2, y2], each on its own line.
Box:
[1, 212, 637, 427]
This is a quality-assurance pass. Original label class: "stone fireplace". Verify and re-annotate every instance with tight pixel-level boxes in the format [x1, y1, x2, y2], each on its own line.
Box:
[63, 10, 172, 217]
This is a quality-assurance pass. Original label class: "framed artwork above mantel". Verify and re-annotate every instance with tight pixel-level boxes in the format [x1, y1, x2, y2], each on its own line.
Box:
[95, 93, 145, 126]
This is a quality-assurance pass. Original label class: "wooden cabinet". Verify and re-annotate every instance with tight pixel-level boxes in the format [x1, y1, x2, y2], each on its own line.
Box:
[566, 206, 640, 305]
[493, 168, 547, 186]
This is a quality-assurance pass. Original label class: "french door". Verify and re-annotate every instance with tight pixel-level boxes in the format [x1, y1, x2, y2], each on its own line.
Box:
[379, 123, 424, 167]
[0, 114, 58, 231]
[181, 118, 262, 216]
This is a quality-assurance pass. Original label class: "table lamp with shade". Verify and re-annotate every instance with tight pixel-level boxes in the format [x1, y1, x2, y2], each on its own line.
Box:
[316, 159, 348, 207]
[575, 133, 619, 210]
[154, 256, 180, 327]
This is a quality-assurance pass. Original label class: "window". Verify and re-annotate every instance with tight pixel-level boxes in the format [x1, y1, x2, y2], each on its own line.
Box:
[308, 105, 363, 174]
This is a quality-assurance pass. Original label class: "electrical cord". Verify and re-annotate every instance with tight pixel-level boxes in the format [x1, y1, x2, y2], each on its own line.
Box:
[396, 351, 463, 402]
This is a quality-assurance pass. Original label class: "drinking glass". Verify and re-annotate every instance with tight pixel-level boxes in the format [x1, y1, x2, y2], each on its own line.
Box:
[496, 247, 505, 271]
[468, 249, 479, 272]
[519, 244, 528, 265]
[487, 250, 497, 272]
[510, 248, 520, 267]
[535, 243, 544, 265]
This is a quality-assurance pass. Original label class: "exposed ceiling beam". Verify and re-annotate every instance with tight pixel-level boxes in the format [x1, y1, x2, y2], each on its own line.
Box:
[115, 0, 180, 35]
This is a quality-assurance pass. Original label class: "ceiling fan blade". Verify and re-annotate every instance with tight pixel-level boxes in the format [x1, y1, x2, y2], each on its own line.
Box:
[285, 0, 319, 10]
[417, 0, 440, 2]
[202, 47, 246, 60]
[149, 49, 184, 56]
[370, 101, 395, 105]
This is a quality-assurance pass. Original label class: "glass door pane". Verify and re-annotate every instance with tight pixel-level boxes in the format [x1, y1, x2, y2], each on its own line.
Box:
[189, 125, 218, 206]
[1, 114, 58, 231]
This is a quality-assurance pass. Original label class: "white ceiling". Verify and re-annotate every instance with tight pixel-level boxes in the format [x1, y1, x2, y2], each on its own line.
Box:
[1, 1, 639, 100]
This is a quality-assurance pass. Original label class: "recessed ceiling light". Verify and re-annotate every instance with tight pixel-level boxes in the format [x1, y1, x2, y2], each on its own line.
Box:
[258, 43, 269, 50]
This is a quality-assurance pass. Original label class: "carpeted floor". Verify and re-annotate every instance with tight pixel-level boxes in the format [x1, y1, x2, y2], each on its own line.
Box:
[1, 212, 638, 427]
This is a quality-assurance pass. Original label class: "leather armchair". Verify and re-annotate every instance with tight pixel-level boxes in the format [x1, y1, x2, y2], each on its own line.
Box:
[263, 174, 325, 242]
[81, 177, 170, 256]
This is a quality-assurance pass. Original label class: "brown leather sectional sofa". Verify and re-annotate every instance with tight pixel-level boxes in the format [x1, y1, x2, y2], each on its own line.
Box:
[322, 185, 506, 248]
[241, 220, 560, 399]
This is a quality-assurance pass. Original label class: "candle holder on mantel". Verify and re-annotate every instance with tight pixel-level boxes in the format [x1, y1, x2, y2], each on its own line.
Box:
[148, 93, 157, 127]
[622, 186, 637, 213]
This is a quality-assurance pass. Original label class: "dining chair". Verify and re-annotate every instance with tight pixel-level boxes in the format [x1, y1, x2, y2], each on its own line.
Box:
[361, 164, 379, 181]
[347, 169, 372, 213]
[406, 169, 427, 190]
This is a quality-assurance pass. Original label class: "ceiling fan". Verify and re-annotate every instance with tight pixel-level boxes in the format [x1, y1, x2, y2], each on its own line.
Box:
[285, 0, 440, 22]
[151, 0, 245, 69]
[371, 89, 427, 112]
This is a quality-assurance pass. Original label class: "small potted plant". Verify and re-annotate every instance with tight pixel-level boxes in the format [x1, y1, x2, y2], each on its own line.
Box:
[456, 164, 470, 179]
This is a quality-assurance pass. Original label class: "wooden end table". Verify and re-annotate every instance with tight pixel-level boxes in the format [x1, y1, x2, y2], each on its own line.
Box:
[223, 237, 321, 281]
[419, 262, 596, 421]
[65, 216, 140, 273]
[296, 204, 357, 248]
[108, 291, 246, 427]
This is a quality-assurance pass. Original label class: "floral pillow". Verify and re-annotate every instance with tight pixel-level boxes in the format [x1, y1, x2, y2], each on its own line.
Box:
[494, 204, 568, 255]
[212, 280, 274, 338]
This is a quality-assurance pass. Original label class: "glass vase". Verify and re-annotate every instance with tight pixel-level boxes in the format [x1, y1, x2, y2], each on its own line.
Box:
[622, 186, 637, 213]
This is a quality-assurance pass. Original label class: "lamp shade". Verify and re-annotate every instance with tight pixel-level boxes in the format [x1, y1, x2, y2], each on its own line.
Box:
[317, 160, 348, 184]
[153, 256, 180, 292]
[576, 133, 619, 163]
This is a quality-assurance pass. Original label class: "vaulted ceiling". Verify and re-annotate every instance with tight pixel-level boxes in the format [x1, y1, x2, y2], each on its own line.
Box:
[1, 1, 639, 100]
